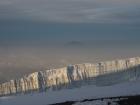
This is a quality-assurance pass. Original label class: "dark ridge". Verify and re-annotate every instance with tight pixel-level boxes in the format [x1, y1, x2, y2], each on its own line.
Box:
[49, 101, 76, 105]
[48, 95, 140, 105]
[118, 95, 140, 105]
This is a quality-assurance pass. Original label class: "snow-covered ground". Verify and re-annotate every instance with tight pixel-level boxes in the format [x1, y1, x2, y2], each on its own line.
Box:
[0, 79, 140, 105]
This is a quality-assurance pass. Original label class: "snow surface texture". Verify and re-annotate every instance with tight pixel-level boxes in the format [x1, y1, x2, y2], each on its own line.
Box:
[0, 57, 140, 96]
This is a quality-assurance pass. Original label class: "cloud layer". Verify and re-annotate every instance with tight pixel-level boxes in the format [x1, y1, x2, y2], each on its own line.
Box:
[0, 0, 140, 23]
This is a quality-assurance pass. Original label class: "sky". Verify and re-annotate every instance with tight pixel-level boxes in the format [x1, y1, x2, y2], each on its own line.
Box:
[0, 0, 140, 23]
[0, 0, 140, 82]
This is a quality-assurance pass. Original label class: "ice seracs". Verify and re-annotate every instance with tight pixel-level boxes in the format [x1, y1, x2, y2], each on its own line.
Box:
[0, 57, 140, 96]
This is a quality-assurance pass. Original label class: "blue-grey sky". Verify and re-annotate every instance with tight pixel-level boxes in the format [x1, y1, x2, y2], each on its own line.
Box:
[0, 0, 140, 82]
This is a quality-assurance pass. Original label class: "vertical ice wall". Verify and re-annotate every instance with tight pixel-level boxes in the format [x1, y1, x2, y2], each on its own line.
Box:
[0, 57, 140, 96]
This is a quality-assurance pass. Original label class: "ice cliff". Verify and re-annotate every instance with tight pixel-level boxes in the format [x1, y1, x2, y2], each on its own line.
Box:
[0, 57, 140, 96]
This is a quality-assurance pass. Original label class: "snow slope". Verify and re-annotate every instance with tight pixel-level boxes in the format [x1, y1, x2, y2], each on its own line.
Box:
[0, 79, 140, 105]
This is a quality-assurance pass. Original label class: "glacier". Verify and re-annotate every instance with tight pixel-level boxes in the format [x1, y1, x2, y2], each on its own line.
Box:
[0, 57, 140, 96]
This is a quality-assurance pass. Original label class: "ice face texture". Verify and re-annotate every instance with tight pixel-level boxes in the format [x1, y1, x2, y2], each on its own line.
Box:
[0, 57, 140, 96]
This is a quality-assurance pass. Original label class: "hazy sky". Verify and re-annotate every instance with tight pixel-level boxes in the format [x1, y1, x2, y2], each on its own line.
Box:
[0, 0, 140, 82]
